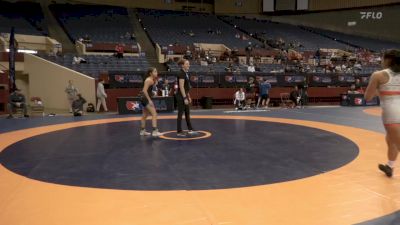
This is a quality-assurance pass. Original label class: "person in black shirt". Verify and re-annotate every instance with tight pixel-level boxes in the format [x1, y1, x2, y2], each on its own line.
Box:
[72, 94, 86, 116]
[140, 68, 162, 137]
[176, 59, 195, 136]
[7, 89, 29, 119]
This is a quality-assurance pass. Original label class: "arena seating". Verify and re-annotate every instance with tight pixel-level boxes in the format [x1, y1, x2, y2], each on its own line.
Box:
[303, 27, 400, 52]
[42, 54, 150, 78]
[221, 16, 351, 51]
[50, 4, 136, 45]
[0, 1, 48, 36]
[137, 9, 261, 49]
[167, 61, 284, 73]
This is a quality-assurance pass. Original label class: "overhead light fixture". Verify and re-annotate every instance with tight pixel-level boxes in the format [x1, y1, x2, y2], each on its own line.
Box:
[6, 49, 38, 54]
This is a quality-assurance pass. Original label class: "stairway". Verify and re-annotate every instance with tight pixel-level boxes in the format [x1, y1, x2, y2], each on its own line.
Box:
[40, 0, 76, 53]
[128, 8, 167, 72]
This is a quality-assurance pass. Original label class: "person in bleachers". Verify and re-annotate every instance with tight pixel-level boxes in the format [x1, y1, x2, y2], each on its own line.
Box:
[65, 80, 78, 113]
[72, 94, 86, 116]
[96, 79, 108, 112]
[247, 63, 255, 72]
[290, 85, 301, 108]
[7, 89, 29, 119]
[234, 88, 245, 110]
[207, 28, 214, 35]
[73, 56, 86, 65]
[188, 30, 195, 37]
[216, 29, 222, 35]
[114, 44, 124, 59]
[161, 79, 171, 97]
[235, 33, 241, 39]
[82, 34, 91, 44]
[184, 46, 192, 60]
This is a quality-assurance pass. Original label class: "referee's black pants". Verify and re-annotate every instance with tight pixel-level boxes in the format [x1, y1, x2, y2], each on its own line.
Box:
[176, 94, 193, 133]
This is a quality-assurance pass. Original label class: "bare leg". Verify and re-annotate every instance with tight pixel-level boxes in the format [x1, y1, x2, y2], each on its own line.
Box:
[146, 105, 158, 128]
[141, 108, 149, 129]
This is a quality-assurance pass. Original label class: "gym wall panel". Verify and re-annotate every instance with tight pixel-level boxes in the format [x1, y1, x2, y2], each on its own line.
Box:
[214, 0, 263, 14]
[297, 0, 309, 10]
[275, 0, 296, 11]
[263, 0, 274, 12]
[308, 0, 400, 11]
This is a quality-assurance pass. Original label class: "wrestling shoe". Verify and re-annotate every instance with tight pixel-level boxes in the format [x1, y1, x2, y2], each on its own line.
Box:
[187, 130, 198, 135]
[177, 132, 186, 137]
[151, 130, 163, 137]
[379, 164, 393, 177]
[140, 130, 151, 136]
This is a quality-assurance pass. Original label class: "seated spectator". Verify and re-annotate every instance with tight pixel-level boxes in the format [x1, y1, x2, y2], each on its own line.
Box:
[72, 94, 87, 116]
[114, 44, 124, 59]
[161, 79, 171, 97]
[347, 84, 360, 94]
[247, 63, 255, 72]
[216, 29, 222, 35]
[289, 85, 301, 108]
[7, 89, 29, 119]
[188, 30, 195, 37]
[73, 56, 86, 65]
[82, 34, 91, 44]
[234, 88, 245, 110]
[235, 33, 241, 39]
[184, 46, 192, 60]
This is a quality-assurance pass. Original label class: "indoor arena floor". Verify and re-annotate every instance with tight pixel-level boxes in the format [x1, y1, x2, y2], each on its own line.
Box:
[0, 106, 399, 225]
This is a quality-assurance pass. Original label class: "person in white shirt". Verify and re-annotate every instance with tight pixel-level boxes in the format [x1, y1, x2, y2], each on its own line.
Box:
[65, 80, 78, 113]
[248, 63, 255, 72]
[234, 88, 246, 110]
[96, 79, 108, 112]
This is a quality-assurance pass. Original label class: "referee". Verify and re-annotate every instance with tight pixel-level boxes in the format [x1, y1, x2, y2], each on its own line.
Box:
[176, 59, 195, 136]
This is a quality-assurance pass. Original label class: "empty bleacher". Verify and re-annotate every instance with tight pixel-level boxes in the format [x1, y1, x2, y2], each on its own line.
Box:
[50, 4, 136, 46]
[42, 54, 150, 78]
[0, 1, 48, 36]
[221, 16, 351, 51]
[137, 9, 261, 49]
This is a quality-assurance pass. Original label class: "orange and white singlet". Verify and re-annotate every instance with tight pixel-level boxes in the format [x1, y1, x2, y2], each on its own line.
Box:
[379, 69, 400, 126]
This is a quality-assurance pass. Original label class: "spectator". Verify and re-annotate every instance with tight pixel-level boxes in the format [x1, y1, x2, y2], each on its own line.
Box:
[207, 28, 213, 35]
[216, 29, 222, 35]
[7, 89, 29, 119]
[245, 77, 256, 108]
[188, 30, 195, 37]
[184, 46, 192, 60]
[73, 56, 86, 65]
[96, 79, 108, 112]
[290, 85, 300, 108]
[235, 33, 240, 39]
[115, 44, 124, 59]
[72, 94, 87, 116]
[315, 49, 321, 66]
[247, 63, 255, 72]
[234, 88, 245, 110]
[82, 34, 91, 43]
[161, 79, 171, 97]
[65, 80, 78, 113]
[257, 79, 271, 108]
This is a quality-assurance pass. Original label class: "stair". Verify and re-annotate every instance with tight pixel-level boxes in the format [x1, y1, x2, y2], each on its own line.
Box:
[128, 8, 167, 72]
[39, 0, 76, 53]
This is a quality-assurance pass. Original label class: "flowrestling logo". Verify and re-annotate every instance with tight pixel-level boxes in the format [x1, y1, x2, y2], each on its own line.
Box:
[360, 12, 383, 20]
